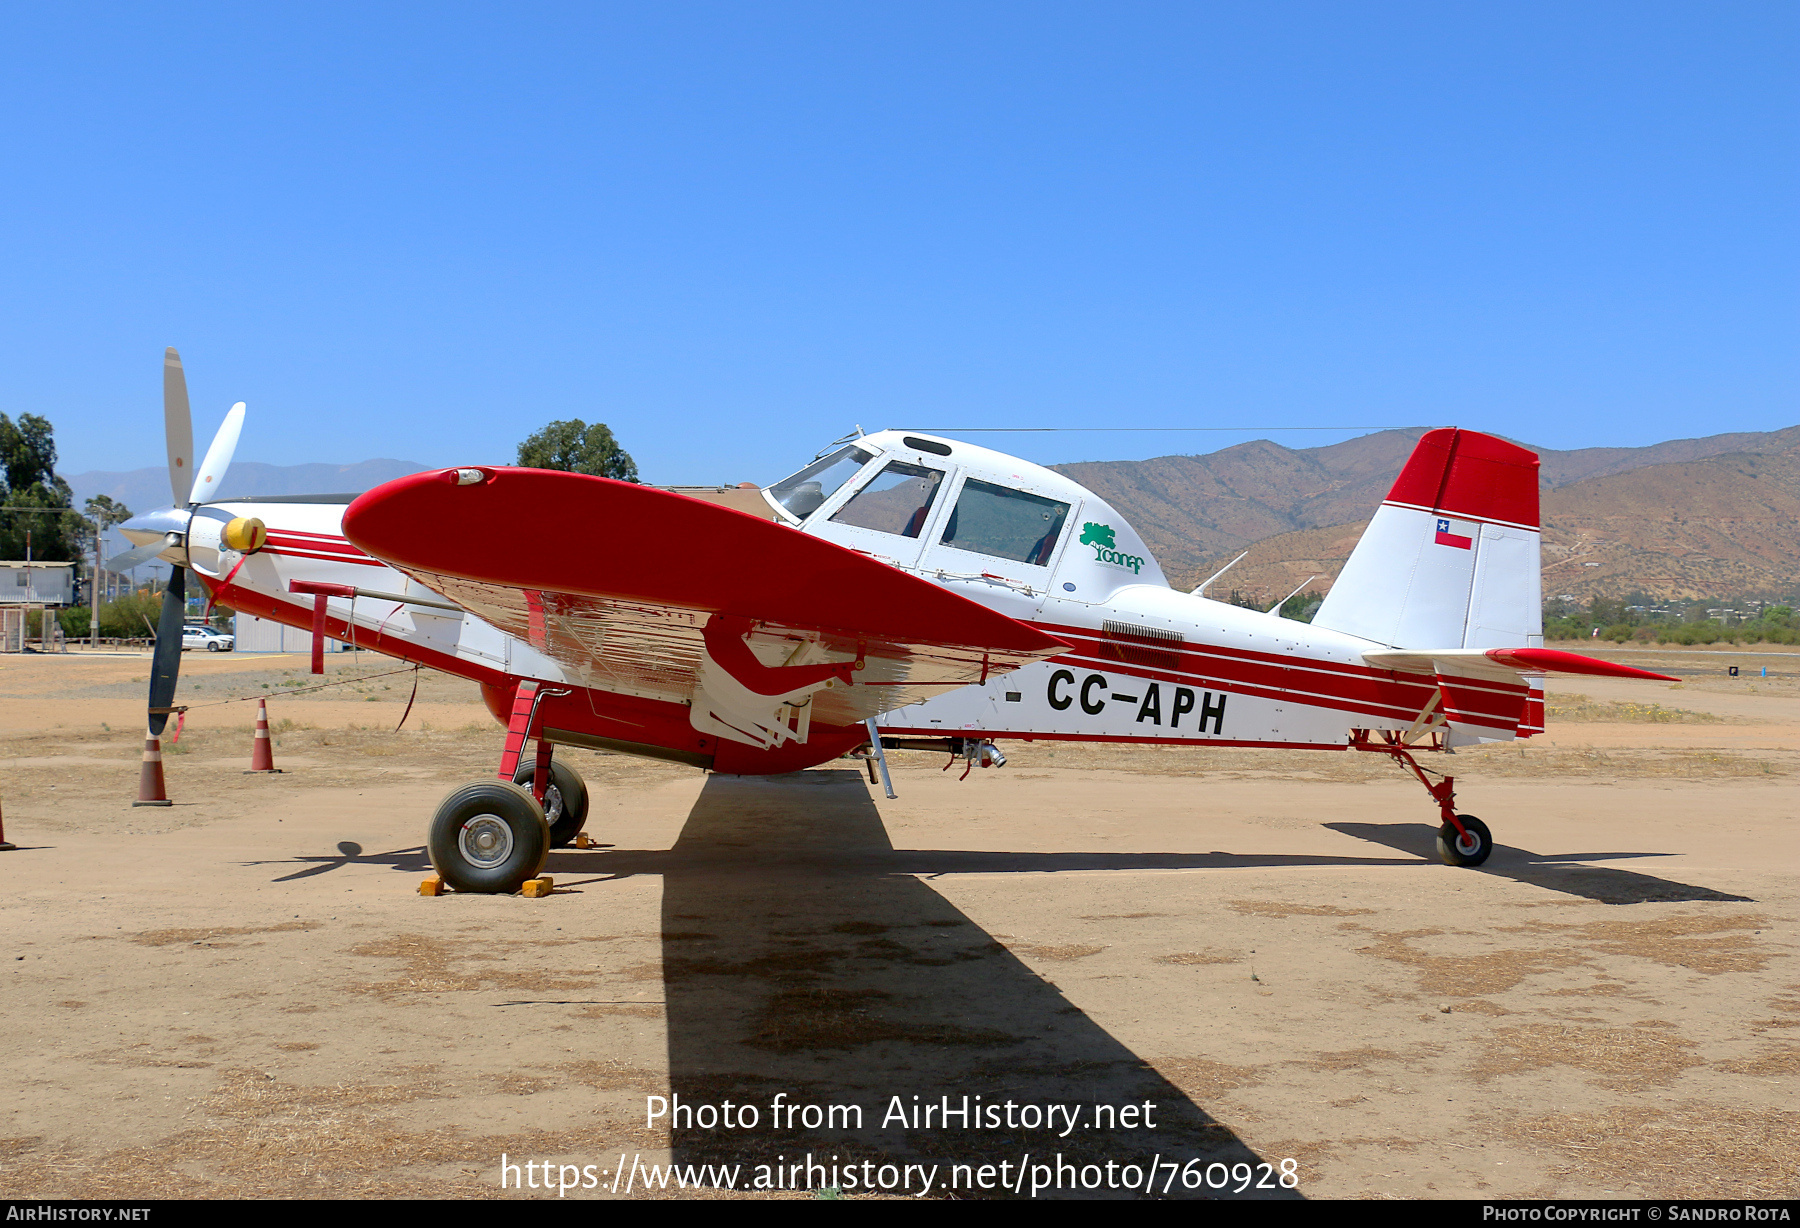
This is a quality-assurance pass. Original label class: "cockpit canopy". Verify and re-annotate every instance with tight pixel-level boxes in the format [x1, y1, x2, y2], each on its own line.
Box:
[761, 431, 1167, 600]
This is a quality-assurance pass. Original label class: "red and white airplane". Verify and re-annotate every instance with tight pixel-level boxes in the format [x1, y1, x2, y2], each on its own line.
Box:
[117, 348, 1675, 893]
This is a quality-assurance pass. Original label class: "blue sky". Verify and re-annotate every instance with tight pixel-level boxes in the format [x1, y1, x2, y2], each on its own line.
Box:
[2, 2, 1794, 489]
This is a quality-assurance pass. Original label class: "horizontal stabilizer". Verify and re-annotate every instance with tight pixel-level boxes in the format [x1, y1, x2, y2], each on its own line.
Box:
[1366, 647, 1680, 683]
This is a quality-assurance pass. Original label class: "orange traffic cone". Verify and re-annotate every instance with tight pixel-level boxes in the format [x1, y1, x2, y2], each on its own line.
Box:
[133, 736, 172, 807]
[246, 699, 282, 774]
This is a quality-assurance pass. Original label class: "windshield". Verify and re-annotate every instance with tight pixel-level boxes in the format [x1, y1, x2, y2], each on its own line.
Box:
[766, 445, 874, 519]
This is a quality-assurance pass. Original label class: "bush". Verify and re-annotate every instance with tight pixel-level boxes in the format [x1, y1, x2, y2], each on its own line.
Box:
[97, 590, 165, 639]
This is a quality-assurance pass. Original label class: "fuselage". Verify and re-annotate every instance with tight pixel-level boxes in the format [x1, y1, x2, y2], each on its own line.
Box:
[776, 432, 1442, 750]
[120, 430, 1485, 770]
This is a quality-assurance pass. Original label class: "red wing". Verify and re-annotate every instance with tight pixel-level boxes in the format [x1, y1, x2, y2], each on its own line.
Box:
[342, 467, 1069, 724]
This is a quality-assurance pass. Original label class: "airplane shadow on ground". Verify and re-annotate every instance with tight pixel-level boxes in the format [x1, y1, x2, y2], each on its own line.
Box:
[1326, 823, 1755, 905]
[244, 840, 433, 881]
[563, 769, 1302, 1201]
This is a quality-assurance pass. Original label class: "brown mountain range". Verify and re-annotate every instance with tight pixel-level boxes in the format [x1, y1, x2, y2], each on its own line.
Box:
[1052, 426, 1800, 604]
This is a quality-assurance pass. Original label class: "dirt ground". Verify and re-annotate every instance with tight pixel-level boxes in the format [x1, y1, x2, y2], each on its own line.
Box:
[0, 645, 1794, 1200]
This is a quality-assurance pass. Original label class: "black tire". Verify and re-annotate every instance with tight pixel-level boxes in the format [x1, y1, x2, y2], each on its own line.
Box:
[428, 781, 549, 893]
[513, 758, 589, 848]
[208, 642, 223, 652]
[1437, 814, 1493, 867]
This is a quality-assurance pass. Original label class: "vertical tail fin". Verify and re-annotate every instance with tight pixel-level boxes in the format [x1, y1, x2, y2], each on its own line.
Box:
[1313, 429, 1542, 650]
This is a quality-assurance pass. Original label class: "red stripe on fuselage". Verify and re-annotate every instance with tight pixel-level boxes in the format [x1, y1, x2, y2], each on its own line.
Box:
[261, 546, 388, 568]
[1035, 622, 1441, 725]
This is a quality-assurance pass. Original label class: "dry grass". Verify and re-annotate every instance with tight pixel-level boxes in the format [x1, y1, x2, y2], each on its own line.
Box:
[1011, 943, 1108, 961]
[131, 920, 322, 947]
[1475, 1022, 1702, 1088]
[1502, 1104, 1798, 1199]
[0, 1065, 691, 1199]
[1449, 746, 1788, 779]
[1230, 900, 1375, 919]
[345, 934, 598, 997]
[951, 737, 1791, 783]
[1500, 912, 1772, 975]
[1716, 1045, 1800, 1076]
[1353, 929, 1587, 997]
[1544, 694, 1724, 723]
[1154, 1057, 1265, 1099]
[1291, 1047, 1412, 1073]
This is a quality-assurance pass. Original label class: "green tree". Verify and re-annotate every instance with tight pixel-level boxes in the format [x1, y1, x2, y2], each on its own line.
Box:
[515, 420, 638, 482]
[0, 412, 81, 561]
[0, 412, 57, 492]
[1278, 591, 1324, 623]
[85, 494, 133, 532]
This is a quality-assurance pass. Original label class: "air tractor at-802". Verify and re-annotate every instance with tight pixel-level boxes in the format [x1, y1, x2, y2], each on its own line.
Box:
[116, 348, 1675, 894]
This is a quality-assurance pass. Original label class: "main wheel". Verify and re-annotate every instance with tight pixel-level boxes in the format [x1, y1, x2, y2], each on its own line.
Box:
[428, 780, 550, 893]
[513, 759, 589, 848]
[1437, 814, 1493, 867]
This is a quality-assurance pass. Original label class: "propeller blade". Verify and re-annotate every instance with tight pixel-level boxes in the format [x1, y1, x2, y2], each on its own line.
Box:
[188, 402, 245, 505]
[106, 537, 173, 573]
[164, 348, 195, 508]
[147, 568, 187, 737]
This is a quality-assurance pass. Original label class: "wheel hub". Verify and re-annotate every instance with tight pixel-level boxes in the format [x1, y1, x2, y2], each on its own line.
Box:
[459, 815, 514, 868]
[542, 784, 562, 823]
[1455, 829, 1480, 855]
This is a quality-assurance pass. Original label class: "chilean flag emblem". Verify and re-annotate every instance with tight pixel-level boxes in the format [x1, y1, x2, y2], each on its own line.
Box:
[1435, 517, 1473, 549]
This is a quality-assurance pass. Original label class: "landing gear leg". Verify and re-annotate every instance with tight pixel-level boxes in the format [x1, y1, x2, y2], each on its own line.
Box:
[1350, 729, 1494, 867]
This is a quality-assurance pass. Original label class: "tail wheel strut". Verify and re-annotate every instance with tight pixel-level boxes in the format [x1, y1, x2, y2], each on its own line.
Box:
[1350, 729, 1494, 867]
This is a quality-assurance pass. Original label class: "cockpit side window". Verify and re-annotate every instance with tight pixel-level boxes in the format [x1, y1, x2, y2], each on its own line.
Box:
[939, 479, 1071, 566]
[828, 461, 944, 538]
[766, 446, 874, 519]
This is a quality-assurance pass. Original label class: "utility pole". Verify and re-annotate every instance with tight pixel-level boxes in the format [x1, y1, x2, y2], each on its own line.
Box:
[91, 525, 102, 650]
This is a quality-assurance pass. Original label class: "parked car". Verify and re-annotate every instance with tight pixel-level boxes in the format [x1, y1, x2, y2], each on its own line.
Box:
[181, 625, 235, 652]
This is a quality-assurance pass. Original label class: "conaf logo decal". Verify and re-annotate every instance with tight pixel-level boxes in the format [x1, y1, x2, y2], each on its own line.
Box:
[1081, 522, 1143, 574]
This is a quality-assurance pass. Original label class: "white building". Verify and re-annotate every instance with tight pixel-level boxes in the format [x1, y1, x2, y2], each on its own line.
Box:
[231, 612, 353, 655]
[0, 562, 75, 606]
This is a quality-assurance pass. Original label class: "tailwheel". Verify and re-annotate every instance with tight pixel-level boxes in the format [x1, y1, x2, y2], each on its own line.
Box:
[513, 759, 589, 848]
[1437, 814, 1493, 867]
[429, 781, 550, 893]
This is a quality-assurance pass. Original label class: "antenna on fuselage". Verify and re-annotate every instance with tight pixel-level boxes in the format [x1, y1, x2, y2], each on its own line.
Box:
[1267, 576, 1318, 616]
[1193, 551, 1248, 597]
